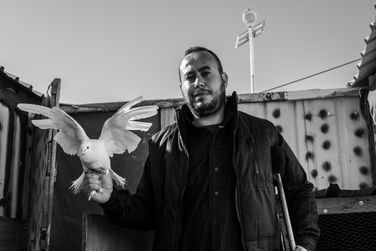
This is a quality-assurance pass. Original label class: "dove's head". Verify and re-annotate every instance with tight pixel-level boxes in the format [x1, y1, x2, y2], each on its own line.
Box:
[78, 141, 96, 159]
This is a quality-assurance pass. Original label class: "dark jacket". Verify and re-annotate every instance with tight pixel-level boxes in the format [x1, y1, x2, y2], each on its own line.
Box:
[102, 94, 320, 251]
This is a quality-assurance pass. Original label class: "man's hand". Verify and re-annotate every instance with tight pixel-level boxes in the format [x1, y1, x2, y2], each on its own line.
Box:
[367, 90, 376, 124]
[295, 245, 308, 251]
[82, 172, 113, 204]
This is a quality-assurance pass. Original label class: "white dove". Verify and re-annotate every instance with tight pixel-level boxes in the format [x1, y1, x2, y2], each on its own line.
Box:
[17, 96, 158, 199]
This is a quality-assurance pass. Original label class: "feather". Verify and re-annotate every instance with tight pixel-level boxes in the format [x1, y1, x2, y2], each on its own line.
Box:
[110, 169, 127, 188]
[18, 103, 89, 155]
[17, 103, 53, 118]
[115, 96, 143, 114]
[119, 105, 159, 121]
[126, 121, 153, 131]
[69, 172, 85, 194]
[99, 96, 158, 156]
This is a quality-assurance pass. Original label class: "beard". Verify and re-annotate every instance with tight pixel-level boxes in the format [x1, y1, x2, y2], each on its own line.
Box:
[186, 82, 226, 118]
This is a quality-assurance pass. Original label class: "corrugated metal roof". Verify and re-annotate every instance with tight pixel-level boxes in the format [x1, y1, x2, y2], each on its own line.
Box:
[0, 65, 43, 98]
[349, 5, 376, 87]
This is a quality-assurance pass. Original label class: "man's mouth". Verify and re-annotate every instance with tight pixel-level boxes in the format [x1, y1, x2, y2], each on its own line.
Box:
[193, 90, 210, 98]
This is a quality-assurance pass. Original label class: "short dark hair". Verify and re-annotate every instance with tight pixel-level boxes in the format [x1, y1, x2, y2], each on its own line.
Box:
[178, 46, 224, 82]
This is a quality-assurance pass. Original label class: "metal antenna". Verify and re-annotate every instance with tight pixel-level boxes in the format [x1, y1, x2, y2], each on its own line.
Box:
[235, 9, 265, 93]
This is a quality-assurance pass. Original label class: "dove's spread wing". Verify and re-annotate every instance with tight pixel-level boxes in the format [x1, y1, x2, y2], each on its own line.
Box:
[99, 96, 158, 157]
[17, 104, 89, 155]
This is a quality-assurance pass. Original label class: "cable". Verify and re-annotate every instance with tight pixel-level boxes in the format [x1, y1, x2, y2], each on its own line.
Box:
[260, 58, 361, 93]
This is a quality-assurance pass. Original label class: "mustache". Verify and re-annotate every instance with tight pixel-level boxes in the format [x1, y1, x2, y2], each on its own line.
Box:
[192, 89, 211, 96]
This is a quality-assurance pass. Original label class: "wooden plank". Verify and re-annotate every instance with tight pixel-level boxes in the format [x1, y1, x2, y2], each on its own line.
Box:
[21, 118, 33, 219]
[10, 115, 21, 218]
[82, 213, 154, 251]
[43, 79, 60, 251]
[26, 79, 61, 251]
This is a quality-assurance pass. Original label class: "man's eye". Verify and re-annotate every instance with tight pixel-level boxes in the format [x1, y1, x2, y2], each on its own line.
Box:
[186, 75, 196, 82]
[201, 71, 211, 78]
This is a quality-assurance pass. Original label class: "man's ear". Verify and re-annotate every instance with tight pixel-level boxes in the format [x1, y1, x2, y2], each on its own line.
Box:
[221, 72, 228, 88]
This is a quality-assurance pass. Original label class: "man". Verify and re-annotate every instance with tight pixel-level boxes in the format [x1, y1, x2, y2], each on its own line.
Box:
[83, 47, 319, 251]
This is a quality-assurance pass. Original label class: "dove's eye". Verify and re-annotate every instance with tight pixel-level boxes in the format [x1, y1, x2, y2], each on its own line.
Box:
[86, 146, 89, 149]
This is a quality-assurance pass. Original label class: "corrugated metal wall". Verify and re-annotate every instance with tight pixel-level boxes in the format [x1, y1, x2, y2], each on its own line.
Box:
[159, 89, 374, 191]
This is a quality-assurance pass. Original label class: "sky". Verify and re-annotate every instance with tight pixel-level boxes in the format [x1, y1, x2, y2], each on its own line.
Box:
[0, 0, 374, 104]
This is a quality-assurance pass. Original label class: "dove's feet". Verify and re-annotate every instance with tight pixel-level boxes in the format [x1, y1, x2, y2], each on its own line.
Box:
[88, 191, 96, 201]
[88, 188, 105, 201]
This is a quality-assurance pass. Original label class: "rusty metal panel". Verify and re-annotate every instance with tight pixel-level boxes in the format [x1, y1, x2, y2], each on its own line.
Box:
[238, 95, 372, 191]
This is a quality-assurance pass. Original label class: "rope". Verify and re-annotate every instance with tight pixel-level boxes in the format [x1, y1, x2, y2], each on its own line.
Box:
[260, 58, 361, 93]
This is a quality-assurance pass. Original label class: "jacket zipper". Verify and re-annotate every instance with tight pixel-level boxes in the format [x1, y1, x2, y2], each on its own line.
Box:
[233, 121, 247, 250]
[174, 132, 190, 251]
[248, 138, 260, 175]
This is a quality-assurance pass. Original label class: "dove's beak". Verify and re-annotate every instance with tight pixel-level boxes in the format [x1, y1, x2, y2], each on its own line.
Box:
[78, 148, 86, 156]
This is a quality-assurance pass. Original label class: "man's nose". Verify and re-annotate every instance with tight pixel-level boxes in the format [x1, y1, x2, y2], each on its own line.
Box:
[193, 75, 205, 88]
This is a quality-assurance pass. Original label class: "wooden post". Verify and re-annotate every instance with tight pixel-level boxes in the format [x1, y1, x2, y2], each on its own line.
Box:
[82, 213, 154, 251]
[40, 78, 61, 251]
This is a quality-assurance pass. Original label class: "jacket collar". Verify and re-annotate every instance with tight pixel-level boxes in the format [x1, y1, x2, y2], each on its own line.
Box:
[175, 92, 240, 144]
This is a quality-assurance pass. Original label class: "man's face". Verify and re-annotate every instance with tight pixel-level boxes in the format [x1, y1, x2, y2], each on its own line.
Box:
[179, 51, 228, 118]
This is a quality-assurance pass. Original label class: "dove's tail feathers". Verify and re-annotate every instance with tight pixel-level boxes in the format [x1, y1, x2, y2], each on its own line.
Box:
[126, 121, 153, 131]
[70, 172, 85, 194]
[124, 105, 159, 121]
[17, 103, 53, 118]
[109, 169, 127, 189]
